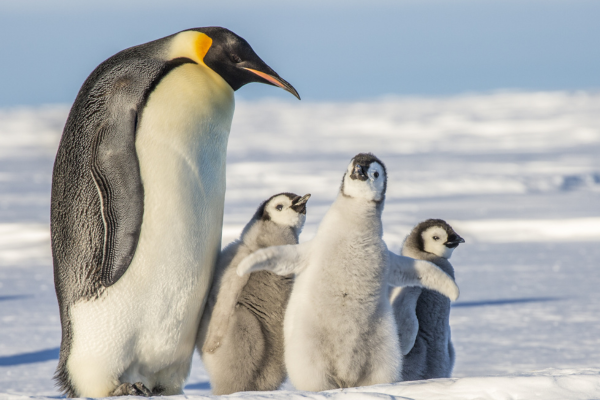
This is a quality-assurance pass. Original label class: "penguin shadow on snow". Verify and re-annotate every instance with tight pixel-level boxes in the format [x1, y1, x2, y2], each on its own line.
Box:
[184, 381, 211, 390]
[0, 295, 33, 302]
[0, 295, 58, 367]
[452, 296, 561, 308]
[0, 347, 59, 367]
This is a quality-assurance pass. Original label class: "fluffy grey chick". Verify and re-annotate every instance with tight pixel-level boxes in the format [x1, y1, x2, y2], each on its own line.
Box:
[197, 192, 310, 395]
[390, 219, 464, 381]
[237, 154, 460, 391]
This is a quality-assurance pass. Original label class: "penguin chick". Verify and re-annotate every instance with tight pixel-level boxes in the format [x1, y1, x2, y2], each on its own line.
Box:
[390, 219, 464, 381]
[197, 193, 311, 395]
[236, 153, 460, 392]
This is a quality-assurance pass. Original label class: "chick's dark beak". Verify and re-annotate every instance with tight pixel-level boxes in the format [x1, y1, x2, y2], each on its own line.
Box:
[350, 164, 368, 181]
[242, 67, 300, 100]
[445, 234, 465, 248]
[290, 193, 311, 214]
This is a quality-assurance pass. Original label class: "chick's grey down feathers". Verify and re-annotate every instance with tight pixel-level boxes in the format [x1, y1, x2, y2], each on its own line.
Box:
[236, 154, 460, 392]
[393, 219, 460, 381]
[197, 193, 309, 394]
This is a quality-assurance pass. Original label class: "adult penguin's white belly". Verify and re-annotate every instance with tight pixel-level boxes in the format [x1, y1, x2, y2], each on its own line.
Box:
[67, 63, 234, 396]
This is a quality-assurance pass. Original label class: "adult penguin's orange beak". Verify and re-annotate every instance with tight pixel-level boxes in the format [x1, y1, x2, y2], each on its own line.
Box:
[242, 67, 301, 100]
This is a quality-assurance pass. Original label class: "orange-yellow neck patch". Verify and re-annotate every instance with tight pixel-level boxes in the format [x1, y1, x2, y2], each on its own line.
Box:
[194, 33, 213, 64]
[168, 31, 213, 65]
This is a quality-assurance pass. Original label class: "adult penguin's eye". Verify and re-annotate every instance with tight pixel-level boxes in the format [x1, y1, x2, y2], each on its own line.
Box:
[374, 171, 379, 179]
[276, 205, 283, 211]
[231, 54, 242, 63]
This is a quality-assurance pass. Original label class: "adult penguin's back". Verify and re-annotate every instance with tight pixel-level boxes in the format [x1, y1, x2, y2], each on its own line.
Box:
[51, 27, 299, 398]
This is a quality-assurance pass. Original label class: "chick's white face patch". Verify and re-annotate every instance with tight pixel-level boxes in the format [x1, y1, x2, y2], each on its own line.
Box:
[265, 195, 306, 230]
[422, 226, 455, 259]
[343, 161, 386, 202]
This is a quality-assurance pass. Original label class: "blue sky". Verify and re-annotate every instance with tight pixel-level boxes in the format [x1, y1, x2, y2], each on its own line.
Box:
[1, 0, 599, 106]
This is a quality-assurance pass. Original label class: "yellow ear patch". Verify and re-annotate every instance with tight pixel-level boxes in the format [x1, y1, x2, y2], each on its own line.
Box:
[168, 31, 213, 65]
[194, 33, 213, 63]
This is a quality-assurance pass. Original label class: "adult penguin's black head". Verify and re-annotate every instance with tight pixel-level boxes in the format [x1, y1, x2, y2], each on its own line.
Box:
[189, 27, 300, 99]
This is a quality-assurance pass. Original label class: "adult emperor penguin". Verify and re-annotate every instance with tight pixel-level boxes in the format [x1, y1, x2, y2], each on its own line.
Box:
[50, 27, 299, 398]
[237, 153, 460, 391]
[197, 192, 310, 394]
[390, 219, 464, 381]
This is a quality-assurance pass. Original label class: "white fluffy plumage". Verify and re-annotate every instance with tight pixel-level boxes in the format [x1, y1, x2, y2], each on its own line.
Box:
[237, 154, 459, 391]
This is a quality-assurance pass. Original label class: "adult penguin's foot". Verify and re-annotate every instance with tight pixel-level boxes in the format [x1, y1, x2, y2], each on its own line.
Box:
[111, 382, 152, 396]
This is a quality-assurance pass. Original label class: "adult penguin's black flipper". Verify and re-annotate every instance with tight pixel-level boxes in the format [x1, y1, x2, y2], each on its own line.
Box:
[90, 108, 144, 287]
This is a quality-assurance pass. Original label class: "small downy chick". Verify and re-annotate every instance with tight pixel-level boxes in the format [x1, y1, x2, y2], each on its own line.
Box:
[237, 154, 460, 391]
[197, 192, 310, 395]
[390, 219, 464, 381]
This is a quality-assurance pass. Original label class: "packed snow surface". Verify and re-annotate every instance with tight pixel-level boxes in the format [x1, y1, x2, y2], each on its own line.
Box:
[1, 91, 599, 399]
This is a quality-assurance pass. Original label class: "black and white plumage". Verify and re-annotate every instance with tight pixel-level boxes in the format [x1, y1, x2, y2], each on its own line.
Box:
[237, 153, 460, 391]
[197, 193, 310, 395]
[390, 219, 464, 381]
[50, 27, 299, 398]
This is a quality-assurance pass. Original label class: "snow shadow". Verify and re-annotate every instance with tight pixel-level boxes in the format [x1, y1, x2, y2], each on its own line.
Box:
[0, 347, 59, 366]
[184, 381, 211, 390]
[0, 295, 33, 302]
[453, 297, 560, 308]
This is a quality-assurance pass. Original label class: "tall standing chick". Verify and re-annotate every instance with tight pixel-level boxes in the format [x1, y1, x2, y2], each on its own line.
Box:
[51, 27, 299, 398]
[197, 193, 311, 394]
[237, 153, 460, 391]
[390, 219, 464, 380]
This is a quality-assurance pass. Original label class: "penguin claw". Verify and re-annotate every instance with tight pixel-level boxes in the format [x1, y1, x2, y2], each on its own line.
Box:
[111, 383, 135, 396]
[133, 382, 153, 396]
[111, 382, 152, 397]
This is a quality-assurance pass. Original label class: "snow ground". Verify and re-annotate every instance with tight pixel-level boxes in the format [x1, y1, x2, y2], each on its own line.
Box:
[1, 91, 600, 399]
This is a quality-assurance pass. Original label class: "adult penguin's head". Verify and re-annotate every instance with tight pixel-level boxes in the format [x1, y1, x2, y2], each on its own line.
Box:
[177, 27, 300, 99]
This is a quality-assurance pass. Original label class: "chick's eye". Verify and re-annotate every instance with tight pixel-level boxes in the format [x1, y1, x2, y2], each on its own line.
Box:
[230, 54, 242, 63]
[276, 205, 283, 211]
[433, 236, 439, 241]
[374, 171, 379, 179]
